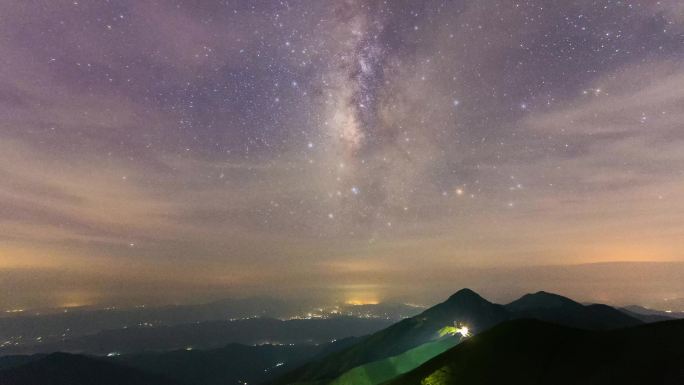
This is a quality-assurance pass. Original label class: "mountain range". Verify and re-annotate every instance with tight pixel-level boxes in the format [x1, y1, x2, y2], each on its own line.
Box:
[0, 298, 421, 354]
[0, 337, 360, 385]
[2, 288, 682, 385]
[270, 289, 641, 385]
[0, 316, 392, 356]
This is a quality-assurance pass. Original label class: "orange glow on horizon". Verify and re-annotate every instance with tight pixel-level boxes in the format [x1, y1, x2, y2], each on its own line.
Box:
[344, 299, 380, 306]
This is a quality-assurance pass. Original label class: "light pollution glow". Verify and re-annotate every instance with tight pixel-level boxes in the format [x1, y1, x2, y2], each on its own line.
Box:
[0, 1, 683, 310]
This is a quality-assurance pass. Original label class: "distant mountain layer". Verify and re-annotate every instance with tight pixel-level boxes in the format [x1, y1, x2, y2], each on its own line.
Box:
[0, 316, 392, 356]
[0, 299, 421, 345]
[506, 291, 640, 330]
[0, 352, 179, 385]
[0, 338, 360, 385]
[271, 289, 641, 385]
[387, 319, 684, 385]
[0, 298, 296, 342]
[116, 338, 361, 385]
[620, 305, 683, 322]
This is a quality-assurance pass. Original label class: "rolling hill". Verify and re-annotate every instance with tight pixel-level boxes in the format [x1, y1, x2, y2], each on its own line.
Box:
[270, 289, 509, 384]
[386, 318, 684, 385]
[506, 291, 641, 330]
[0, 352, 178, 385]
[0, 338, 361, 385]
[116, 337, 361, 385]
[271, 289, 642, 385]
[0, 316, 391, 356]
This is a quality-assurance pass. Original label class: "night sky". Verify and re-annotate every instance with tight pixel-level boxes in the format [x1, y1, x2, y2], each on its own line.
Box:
[1, 1, 683, 310]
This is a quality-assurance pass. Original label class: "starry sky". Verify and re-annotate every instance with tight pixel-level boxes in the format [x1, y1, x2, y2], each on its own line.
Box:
[1, 0, 683, 310]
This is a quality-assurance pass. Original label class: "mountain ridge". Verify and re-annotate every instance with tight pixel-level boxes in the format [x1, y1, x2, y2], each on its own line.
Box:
[271, 288, 641, 385]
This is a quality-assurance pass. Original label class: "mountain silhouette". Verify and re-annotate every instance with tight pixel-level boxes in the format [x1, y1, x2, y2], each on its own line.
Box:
[386, 318, 684, 385]
[116, 337, 361, 385]
[0, 289, 654, 385]
[506, 291, 579, 311]
[0, 352, 178, 385]
[270, 289, 509, 384]
[272, 289, 643, 385]
[507, 291, 641, 330]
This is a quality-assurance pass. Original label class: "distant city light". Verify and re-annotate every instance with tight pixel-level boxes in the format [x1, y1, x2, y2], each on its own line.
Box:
[345, 299, 380, 306]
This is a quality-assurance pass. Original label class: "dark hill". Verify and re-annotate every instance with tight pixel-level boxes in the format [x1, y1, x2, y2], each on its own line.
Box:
[117, 337, 361, 385]
[270, 289, 510, 384]
[506, 291, 580, 311]
[386, 319, 684, 385]
[0, 355, 44, 371]
[506, 291, 641, 330]
[272, 289, 646, 385]
[0, 352, 178, 385]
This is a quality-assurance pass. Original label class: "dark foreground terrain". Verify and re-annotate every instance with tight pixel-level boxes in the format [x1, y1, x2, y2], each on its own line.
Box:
[387, 318, 684, 385]
[0, 353, 178, 385]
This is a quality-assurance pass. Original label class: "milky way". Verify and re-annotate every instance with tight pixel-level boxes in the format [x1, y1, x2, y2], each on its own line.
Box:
[0, 1, 683, 309]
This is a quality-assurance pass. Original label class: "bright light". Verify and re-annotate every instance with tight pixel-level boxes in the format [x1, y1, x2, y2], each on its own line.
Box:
[438, 323, 471, 339]
[456, 326, 470, 338]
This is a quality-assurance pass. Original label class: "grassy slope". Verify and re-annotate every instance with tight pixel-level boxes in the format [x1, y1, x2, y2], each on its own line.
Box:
[271, 289, 509, 385]
[329, 336, 459, 385]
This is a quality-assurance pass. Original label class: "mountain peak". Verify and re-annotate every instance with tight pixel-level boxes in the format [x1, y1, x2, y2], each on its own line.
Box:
[506, 291, 579, 312]
[447, 288, 483, 302]
[429, 288, 499, 315]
